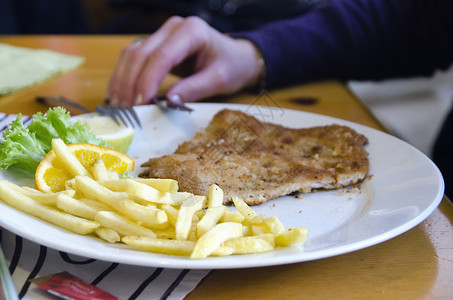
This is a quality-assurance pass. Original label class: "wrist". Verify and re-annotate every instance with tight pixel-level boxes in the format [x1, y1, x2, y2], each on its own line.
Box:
[235, 39, 267, 91]
[254, 46, 267, 91]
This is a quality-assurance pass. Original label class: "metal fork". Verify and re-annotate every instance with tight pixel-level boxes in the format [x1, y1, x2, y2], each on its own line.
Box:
[95, 105, 142, 128]
[97, 95, 192, 128]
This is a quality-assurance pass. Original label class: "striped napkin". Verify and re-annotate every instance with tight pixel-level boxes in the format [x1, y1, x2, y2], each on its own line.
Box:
[0, 113, 211, 300]
[0, 43, 84, 95]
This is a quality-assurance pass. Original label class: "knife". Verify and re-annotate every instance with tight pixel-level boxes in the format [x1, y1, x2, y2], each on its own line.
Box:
[36, 96, 91, 114]
[151, 96, 193, 112]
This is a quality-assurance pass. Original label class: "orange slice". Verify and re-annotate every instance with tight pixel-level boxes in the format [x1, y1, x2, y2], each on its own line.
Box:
[35, 143, 134, 193]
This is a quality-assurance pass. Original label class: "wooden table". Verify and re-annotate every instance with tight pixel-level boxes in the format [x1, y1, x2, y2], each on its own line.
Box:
[1, 35, 452, 300]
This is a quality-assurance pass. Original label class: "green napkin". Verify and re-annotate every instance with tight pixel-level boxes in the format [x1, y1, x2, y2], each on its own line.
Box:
[0, 43, 85, 95]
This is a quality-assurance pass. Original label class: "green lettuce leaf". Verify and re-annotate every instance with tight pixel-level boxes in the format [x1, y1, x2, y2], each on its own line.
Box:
[0, 107, 106, 174]
[0, 115, 47, 174]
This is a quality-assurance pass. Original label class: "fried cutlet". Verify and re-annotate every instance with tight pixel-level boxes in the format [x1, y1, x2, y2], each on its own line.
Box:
[140, 109, 369, 205]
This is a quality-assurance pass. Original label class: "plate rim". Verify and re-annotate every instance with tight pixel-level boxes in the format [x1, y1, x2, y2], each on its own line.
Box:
[0, 103, 445, 269]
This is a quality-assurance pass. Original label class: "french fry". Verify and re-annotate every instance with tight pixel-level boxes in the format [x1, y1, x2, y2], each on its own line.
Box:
[197, 206, 226, 237]
[208, 184, 223, 207]
[223, 236, 274, 254]
[210, 246, 235, 257]
[97, 179, 127, 192]
[191, 222, 243, 259]
[16, 186, 75, 206]
[98, 178, 179, 193]
[264, 216, 286, 235]
[107, 169, 120, 180]
[0, 180, 99, 235]
[51, 138, 91, 177]
[167, 192, 193, 206]
[220, 207, 245, 223]
[95, 227, 121, 243]
[134, 178, 179, 193]
[123, 236, 195, 256]
[161, 204, 179, 227]
[125, 179, 162, 202]
[274, 227, 308, 247]
[65, 178, 77, 191]
[126, 180, 189, 206]
[90, 158, 110, 181]
[232, 196, 264, 224]
[255, 233, 276, 246]
[21, 186, 41, 193]
[154, 229, 176, 240]
[251, 224, 270, 235]
[79, 197, 112, 211]
[195, 209, 206, 220]
[175, 195, 207, 240]
[75, 176, 121, 202]
[75, 176, 168, 229]
[56, 194, 100, 220]
[187, 214, 200, 242]
[95, 211, 156, 238]
[242, 225, 252, 236]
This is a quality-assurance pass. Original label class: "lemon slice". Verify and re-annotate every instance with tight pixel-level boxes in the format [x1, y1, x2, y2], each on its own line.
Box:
[79, 115, 135, 153]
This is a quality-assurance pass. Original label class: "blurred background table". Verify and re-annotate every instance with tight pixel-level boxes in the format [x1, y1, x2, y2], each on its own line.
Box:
[0, 35, 452, 299]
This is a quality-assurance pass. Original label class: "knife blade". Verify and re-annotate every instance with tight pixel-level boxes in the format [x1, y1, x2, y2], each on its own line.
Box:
[151, 96, 193, 112]
[36, 96, 91, 114]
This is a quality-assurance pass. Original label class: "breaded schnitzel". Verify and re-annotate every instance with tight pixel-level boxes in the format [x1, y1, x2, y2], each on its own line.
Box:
[140, 109, 369, 205]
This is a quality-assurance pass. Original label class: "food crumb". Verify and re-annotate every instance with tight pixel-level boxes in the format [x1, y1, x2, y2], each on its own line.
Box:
[293, 193, 304, 199]
[338, 186, 361, 196]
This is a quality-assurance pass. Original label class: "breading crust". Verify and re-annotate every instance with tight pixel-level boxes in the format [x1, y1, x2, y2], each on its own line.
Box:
[140, 109, 369, 205]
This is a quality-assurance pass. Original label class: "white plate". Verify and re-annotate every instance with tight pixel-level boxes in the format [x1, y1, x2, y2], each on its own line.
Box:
[0, 103, 444, 269]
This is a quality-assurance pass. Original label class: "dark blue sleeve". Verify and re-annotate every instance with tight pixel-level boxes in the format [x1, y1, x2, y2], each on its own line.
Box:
[231, 0, 453, 88]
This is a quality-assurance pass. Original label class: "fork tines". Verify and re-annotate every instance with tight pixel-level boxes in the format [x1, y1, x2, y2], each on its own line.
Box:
[95, 105, 142, 128]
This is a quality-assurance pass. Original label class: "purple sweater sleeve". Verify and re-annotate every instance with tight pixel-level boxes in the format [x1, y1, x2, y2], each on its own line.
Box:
[231, 0, 453, 88]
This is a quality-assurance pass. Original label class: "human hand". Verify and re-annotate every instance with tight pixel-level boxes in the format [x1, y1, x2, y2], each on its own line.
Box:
[107, 16, 262, 107]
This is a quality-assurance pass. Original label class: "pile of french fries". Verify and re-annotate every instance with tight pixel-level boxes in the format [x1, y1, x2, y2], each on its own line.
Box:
[0, 139, 308, 259]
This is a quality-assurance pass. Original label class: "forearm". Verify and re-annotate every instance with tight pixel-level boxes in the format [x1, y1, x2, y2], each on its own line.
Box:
[231, 0, 453, 88]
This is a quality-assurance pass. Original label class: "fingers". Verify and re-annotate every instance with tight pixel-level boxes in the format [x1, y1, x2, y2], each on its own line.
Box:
[134, 17, 213, 105]
[107, 16, 261, 107]
[166, 65, 235, 102]
[108, 16, 184, 106]
[166, 39, 262, 103]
